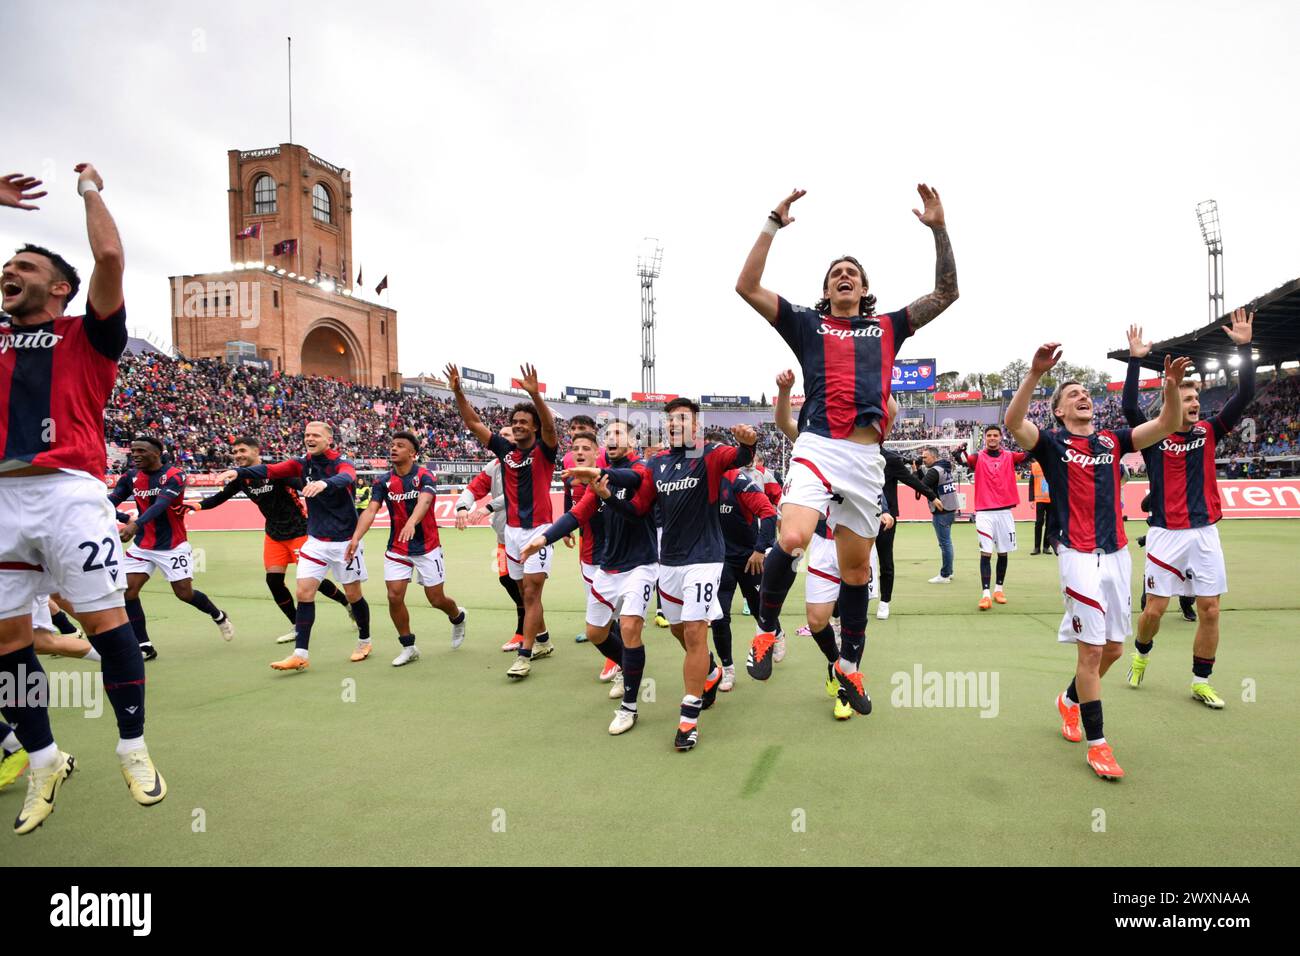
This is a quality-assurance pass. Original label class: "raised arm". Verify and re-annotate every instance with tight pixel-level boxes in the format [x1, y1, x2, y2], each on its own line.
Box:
[1121, 324, 1151, 427]
[517, 363, 557, 448]
[1006, 343, 1061, 451]
[197, 475, 245, 511]
[1212, 308, 1257, 436]
[905, 184, 958, 332]
[443, 363, 493, 445]
[735, 189, 805, 325]
[1133, 356, 1193, 450]
[774, 368, 799, 441]
[76, 164, 124, 316]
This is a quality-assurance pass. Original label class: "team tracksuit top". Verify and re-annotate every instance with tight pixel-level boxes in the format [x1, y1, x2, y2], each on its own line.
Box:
[718, 468, 777, 565]
[238, 449, 358, 541]
[544, 452, 657, 573]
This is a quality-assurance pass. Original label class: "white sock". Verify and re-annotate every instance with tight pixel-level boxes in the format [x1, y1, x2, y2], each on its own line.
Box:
[1087, 736, 1106, 747]
[294, 648, 310, 660]
[982, 588, 991, 598]
[116, 736, 146, 756]
[28, 742, 60, 768]
[837, 658, 858, 675]
[2, 731, 19, 753]
[82, 647, 102, 662]
[1062, 691, 1077, 708]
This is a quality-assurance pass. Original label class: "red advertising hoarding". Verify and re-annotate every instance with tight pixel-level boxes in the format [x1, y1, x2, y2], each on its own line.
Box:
[509, 378, 547, 393]
[1106, 378, 1161, 391]
[934, 390, 983, 402]
[630, 392, 679, 403]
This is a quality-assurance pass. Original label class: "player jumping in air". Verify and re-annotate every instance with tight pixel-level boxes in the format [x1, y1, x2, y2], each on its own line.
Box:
[954, 426, 1028, 610]
[446, 363, 558, 680]
[349, 431, 467, 665]
[1005, 342, 1190, 780]
[191, 435, 353, 643]
[1122, 311, 1255, 708]
[0, 164, 166, 832]
[219, 421, 373, 670]
[736, 185, 958, 717]
[109, 436, 235, 659]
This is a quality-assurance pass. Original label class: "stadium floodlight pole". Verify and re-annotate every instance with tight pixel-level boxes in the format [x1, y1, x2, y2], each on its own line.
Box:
[637, 238, 663, 394]
[1195, 199, 1224, 325]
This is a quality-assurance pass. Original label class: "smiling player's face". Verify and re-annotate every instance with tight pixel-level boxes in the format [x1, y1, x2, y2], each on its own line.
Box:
[1055, 385, 1093, 426]
[666, 409, 696, 447]
[824, 260, 865, 313]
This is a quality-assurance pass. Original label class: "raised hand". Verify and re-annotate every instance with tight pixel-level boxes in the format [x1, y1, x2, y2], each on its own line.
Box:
[1031, 343, 1063, 376]
[775, 369, 795, 391]
[0, 173, 46, 210]
[732, 423, 757, 446]
[443, 363, 462, 392]
[1127, 324, 1152, 359]
[771, 189, 806, 227]
[74, 163, 103, 193]
[912, 183, 945, 229]
[518, 363, 541, 395]
[1222, 308, 1254, 346]
[1164, 355, 1192, 387]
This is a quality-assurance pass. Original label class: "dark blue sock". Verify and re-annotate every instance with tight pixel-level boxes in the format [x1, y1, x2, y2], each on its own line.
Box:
[266, 572, 296, 623]
[995, 553, 1008, 587]
[711, 618, 733, 668]
[679, 695, 702, 725]
[295, 601, 316, 650]
[622, 645, 645, 707]
[0, 646, 54, 753]
[535, 629, 550, 645]
[182, 589, 222, 619]
[449, 608, 465, 625]
[89, 622, 146, 740]
[350, 598, 370, 641]
[399, 633, 416, 648]
[1080, 699, 1104, 742]
[318, 578, 350, 606]
[980, 554, 992, 590]
[757, 545, 798, 633]
[125, 596, 150, 646]
[594, 626, 624, 666]
[811, 623, 838, 664]
[837, 582, 869, 666]
[51, 610, 78, 635]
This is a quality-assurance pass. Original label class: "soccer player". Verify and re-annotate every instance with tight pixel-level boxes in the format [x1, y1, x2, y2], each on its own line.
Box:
[1122, 312, 1255, 707]
[445, 363, 558, 680]
[1005, 342, 1189, 780]
[454, 438, 533, 651]
[0, 163, 166, 833]
[109, 436, 235, 660]
[569, 401, 757, 751]
[711, 434, 778, 692]
[561, 415, 604, 648]
[349, 431, 466, 665]
[219, 421, 372, 670]
[191, 435, 352, 642]
[523, 420, 658, 734]
[735, 184, 958, 716]
[954, 426, 1029, 609]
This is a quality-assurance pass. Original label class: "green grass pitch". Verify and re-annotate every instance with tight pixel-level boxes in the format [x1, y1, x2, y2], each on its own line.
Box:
[6, 520, 1298, 866]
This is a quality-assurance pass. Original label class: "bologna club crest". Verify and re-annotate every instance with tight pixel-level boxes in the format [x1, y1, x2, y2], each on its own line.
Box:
[1071, 616, 1082, 634]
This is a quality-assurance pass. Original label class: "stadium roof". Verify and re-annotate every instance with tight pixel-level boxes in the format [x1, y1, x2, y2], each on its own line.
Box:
[1108, 275, 1300, 373]
[124, 335, 170, 357]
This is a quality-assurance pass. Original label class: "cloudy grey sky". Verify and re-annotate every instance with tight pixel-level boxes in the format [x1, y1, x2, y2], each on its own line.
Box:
[5, 0, 1297, 396]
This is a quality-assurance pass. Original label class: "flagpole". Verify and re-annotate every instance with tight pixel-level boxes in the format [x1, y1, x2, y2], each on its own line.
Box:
[287, 37, 293, 145]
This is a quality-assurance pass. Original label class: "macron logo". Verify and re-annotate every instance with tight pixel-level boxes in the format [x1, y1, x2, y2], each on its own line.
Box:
[49, 886, 151, 937]
[817, 323, 883, 340]
[0, 329, 63, 353]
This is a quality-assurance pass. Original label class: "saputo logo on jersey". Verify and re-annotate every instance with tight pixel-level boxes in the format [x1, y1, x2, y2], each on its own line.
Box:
[134, 486, 166, 498]
[0, 327, 63, 353]
[719, 503, 734, 515]
[501, 450, 539, 470]
[817, 322, 883, 339]
[1158, 435, 1208, 455]
[1063, 448, 1115, 467]
[657, 476, 701, 494]
[386, 488, 423, 502]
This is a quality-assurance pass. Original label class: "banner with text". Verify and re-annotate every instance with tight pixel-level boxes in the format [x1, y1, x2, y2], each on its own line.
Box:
[892, 358, 937, 392]
[934, 390, 984, 402]
[460, 366, 494, 385]
[1107, 378, 1162, 392]
[701, 394, 751, 405]
[565, 386, 611, 400]
[631, 392, 679, 403]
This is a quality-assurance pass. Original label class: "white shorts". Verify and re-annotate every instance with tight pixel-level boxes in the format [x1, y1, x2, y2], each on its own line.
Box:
[123, 541, 196, 583]
[384, 547, 446, 586]
[1143, 525, 1228, 598]
[0, 472, 126, 619]
[782, 432, 885, 540]
[975, 509, 1017, 554]
[503, 525, 553, 581]
[588, 564, 659, 628]
[1057, 548, 1133, 646]
[32, 594, 54, 633]
[803, 533, 879, 604]
[580, 562, 598, 592]
[657, 563, 724, 625]
[298, 537, 368, 584]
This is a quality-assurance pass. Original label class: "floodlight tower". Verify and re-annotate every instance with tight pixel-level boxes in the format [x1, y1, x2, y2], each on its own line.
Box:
[637, 239, 663, 394]
[1195, 200, 1224, 325]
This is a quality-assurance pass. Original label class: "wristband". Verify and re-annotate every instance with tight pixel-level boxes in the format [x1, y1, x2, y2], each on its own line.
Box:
[761, 216, 780, 237]
[78, 181, 100, 196]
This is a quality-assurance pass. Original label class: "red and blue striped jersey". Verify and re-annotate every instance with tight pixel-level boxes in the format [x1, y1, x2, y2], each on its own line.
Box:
[242, 449, 358, 541]
[718, 468, 777, 563]
[567, 480, 606, 566]
[488, 433, 558, 529]
[373, 465, 440, 556]
[1032, 428, 1135, 553]
[109, 465, 187, 550]
[774, 297, 911, 439]
[0, 302, 127, 480]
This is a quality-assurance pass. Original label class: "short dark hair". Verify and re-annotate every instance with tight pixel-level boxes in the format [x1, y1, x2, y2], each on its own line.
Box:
[510, 402, 539, 429]
[664, 397, 700, 416]
[133, 434, 164, 453]
[1050, 381, 1083, 423]
[16, 244, 80, 305]
[984, 425, 1002, 435]
[815, 255, 877, 316]
[570, 415, 596, 430]
[233, 435, 261, 449]
[392, 430, 421, 453]
[570, 431, 598, 447]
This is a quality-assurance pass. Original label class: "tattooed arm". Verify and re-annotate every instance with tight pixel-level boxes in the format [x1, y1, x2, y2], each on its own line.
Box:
[906, 184, 958, 331]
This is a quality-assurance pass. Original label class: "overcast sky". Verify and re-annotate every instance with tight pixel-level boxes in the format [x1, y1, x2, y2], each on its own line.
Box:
[6, 0, 1297, 397]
